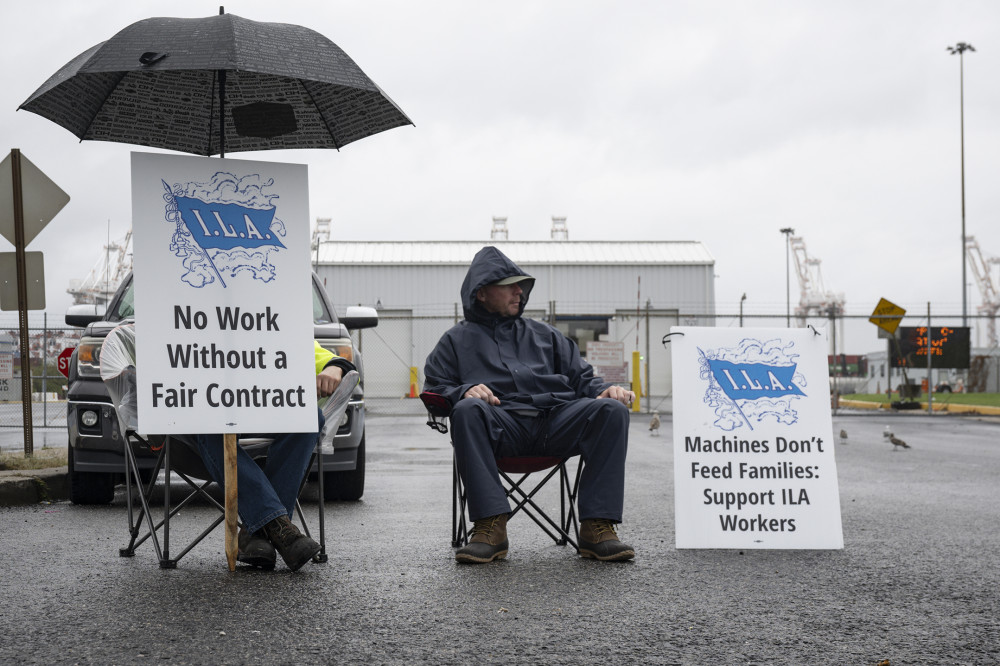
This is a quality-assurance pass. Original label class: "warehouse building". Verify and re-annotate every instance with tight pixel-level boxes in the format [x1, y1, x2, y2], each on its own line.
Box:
[313, 239, 715, 401]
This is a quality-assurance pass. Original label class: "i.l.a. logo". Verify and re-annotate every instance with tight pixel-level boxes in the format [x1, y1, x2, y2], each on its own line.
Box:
[161, 171, 287, 288]
[699, 338, 807, 431]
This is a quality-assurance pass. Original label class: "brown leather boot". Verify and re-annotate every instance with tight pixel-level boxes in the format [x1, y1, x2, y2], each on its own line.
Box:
[263, 515, 320, 571]
[237, 526, 276, 570]
[455, 513, 508, 563]
[579, 518, 635, 561]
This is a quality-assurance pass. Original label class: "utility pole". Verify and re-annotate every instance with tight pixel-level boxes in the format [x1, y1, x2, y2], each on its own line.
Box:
[948, 42, 975, 327]
[780, 228, 795, 326]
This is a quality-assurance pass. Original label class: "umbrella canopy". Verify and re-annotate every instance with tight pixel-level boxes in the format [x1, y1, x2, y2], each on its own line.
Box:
[19, 12, 413, 156]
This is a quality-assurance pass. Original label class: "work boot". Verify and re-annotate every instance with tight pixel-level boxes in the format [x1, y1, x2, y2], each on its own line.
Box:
[263, 515, 320, 571]
[579, 518, 635, 562]
[456, 513, 508, 564]
[237, 526, 276, 570]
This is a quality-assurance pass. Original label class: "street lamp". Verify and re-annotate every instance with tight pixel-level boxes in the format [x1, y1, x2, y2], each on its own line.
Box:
[739, 293, 747, 327]
[948, 41, 975, 327]
[780, 227, 794, 327]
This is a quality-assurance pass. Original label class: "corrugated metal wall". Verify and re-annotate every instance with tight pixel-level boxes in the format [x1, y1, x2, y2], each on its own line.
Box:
[315, 254, 714, 402]
[316, 263, 715, 316]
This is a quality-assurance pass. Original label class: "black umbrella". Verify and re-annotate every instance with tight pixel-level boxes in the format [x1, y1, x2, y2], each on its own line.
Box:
[19, 10, 412, 156]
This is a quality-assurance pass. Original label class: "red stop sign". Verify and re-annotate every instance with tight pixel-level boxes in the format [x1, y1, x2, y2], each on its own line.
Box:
[58, 347, 75, 378]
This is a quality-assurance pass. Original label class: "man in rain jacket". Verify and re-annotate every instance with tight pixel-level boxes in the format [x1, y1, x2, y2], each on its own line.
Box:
[424, 246, 635, 563]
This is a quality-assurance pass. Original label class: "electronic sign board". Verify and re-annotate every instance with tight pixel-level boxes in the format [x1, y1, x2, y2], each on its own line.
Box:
[890, 326, 970, 369]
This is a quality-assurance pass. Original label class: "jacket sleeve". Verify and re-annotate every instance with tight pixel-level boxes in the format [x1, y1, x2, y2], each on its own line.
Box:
[423, 332, 476, 410]
[557, 331, 612, 398]
[314, 340, 356, 376]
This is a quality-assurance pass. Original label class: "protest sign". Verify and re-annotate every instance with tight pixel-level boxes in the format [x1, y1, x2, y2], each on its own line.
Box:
[670, 327, 843, 549]
[131, 152, 315, 434]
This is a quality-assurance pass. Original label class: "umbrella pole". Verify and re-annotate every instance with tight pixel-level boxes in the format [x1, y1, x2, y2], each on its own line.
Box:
[218, 5, 226, 158]
[219, 70, 226, 158]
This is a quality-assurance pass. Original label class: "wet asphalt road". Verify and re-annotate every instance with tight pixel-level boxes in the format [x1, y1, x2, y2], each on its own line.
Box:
[1, 412, 998, 665]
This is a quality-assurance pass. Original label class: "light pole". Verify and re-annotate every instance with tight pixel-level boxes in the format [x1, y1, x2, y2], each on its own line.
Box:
[739, 293, 747, 327]
[780, 227, 794, 327]
[948, 41, 975, 327]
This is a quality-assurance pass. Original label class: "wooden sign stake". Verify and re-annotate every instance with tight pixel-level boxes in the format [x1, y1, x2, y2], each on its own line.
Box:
[224, 433, 238, 571]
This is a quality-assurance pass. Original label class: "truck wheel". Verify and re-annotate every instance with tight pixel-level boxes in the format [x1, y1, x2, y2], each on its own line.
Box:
[68, 446, 116, 505]
[323, 433, 365, 501]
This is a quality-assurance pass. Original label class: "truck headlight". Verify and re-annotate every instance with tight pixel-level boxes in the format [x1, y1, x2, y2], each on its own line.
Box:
[76, 341, 102, 378]
[81, 410, 99, 427]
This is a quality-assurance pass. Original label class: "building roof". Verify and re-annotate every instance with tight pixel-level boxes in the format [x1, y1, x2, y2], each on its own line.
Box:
[317, 241, 714, 266]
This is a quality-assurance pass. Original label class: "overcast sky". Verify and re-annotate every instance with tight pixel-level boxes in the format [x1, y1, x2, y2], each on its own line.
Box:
[3, 0, 1000, 353]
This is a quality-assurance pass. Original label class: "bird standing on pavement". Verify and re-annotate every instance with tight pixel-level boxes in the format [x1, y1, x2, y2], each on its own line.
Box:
[839, 428, 848, 444]
[890, 435, 910, 451]
[649, 411, 661, 436]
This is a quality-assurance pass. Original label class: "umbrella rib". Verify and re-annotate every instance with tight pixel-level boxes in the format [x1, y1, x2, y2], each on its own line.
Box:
[79, 71, 131, 142]
[301, 81, 342, 151]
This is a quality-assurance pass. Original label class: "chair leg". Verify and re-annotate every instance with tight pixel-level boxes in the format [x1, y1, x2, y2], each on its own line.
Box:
[558, 464, 568, 546]
[452, 455, 468, 547]
[162, 437, 173, 567]
[120, 435, 234, 568]
[562, 459, 582, 551]
[501, 467, 577, 549]
[315, 436, 327, 563]
[120, 438, 166, 561]
[292, 439, 327, 564]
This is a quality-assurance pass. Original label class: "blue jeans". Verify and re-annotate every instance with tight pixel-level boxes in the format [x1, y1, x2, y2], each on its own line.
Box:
[449, 398, 630, 522]
[193, 410, 323, 534]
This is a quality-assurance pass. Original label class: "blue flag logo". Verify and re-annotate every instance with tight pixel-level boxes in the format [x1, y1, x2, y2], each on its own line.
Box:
[708, 360, 805, 401]
[174, 196, 285, 252]
[698, 338, 808, 431]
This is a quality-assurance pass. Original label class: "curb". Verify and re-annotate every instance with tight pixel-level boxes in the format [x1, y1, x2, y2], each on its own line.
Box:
[838, 399, 1000, 415]
[0, 467, 69, 506]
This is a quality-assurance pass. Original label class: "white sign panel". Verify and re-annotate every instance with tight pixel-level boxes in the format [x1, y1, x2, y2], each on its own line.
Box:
[670, 327, 843, 549]
[586, 340, 624, 365]
[588, 340, 627, 383]
[0, 251, 46, 311]
[131, 152, 315, 434]
[0, 339, 12, 380]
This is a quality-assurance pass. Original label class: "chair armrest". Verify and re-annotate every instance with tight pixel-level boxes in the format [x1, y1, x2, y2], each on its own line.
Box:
[419, 392, 451, 434]
[419, 392, 452, 418]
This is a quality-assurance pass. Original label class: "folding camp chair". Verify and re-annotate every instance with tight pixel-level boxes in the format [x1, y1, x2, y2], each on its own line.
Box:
[100, 323, 358, 569]
[419, 392, 582, 551]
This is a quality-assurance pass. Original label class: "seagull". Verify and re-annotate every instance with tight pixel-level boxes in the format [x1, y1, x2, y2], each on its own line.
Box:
[883, 426, 893, 440]
[649, 411, 661, 436]
[890, 435, 910, 451]
[839, 428, 848, 444]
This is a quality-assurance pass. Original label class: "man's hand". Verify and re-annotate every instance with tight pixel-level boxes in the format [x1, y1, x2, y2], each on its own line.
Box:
[463, 384, 500, 405]
[316, 366, 343, 398]
[597, 385, 635, 407]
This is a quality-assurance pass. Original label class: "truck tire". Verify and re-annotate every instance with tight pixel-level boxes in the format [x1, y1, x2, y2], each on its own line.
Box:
[323, 433, 365, 501]
[68, 446, 116, 505]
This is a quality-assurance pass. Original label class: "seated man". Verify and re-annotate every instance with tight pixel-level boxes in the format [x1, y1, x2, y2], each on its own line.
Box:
[193, 341, 354, 571]
[424, 246, 635, 564]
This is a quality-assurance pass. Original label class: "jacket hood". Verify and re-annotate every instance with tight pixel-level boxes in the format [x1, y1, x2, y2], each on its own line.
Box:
[461, 246, 535, 323]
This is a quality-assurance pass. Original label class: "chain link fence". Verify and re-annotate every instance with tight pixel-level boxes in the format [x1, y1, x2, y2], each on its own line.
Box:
[5, 311, 999, 427]
[354, 310, 1000, 416]
[1, 324, 80, 430]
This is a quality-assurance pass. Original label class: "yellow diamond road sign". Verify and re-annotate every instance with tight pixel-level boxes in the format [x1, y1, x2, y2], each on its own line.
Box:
[869, 298, 905, 335]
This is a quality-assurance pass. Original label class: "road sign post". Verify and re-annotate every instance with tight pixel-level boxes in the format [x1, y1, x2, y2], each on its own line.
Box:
[1, 149, 70, 455]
